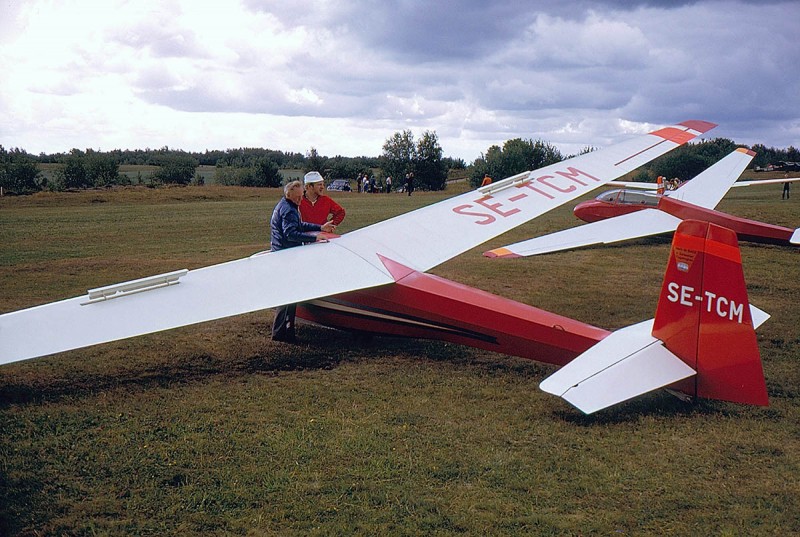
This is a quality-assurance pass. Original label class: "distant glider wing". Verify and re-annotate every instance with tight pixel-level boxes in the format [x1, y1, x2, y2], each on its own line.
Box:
[610, 149, 757, 203]
[733, 177, 800, 187]
[606, 181, 658, 190]
[486, 147, 754, 258]
[484, 210, 680, 258]
[667, 148, 755, 207]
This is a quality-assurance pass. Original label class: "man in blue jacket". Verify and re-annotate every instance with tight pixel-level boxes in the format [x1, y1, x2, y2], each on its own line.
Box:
[270, 180, 335, 342]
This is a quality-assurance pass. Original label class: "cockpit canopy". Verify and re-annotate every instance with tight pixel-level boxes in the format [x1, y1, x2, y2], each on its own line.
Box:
[595, 189, 660, 207]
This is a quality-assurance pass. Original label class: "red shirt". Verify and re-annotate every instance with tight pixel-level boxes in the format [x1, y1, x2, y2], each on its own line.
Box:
[299, 194, 346, 226]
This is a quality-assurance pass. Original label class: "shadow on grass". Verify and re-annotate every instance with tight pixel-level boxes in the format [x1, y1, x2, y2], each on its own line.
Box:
[1, 325, 542, 407]
[551, 393, 778, 425]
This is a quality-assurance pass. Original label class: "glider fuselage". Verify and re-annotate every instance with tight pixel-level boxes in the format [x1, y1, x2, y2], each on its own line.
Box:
[296, 256, 609, 367]
[574, 190, 796, 245]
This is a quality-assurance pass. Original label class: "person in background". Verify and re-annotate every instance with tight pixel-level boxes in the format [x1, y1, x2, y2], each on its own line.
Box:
[299, 171, 346, 226]
[783, 172, 791, 199]
[270, 180, 335, 342]
[385, 175, 392, 193]
[405, 172, 414, 196]
[480, 173, 493, 187]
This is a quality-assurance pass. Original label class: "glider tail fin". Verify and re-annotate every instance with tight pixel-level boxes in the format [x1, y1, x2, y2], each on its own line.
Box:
[651, 220, 769, 406]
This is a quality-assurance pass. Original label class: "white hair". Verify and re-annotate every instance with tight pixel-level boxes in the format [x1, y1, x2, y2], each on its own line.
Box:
[283, 180, 302, 197]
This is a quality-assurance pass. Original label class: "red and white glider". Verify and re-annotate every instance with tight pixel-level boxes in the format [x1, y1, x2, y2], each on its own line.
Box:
[5, 120, 763, 414]
[485, 148, 800, 258]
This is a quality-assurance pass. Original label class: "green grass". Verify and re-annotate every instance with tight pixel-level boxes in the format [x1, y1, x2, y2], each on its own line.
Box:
[1, 183, 799, 535]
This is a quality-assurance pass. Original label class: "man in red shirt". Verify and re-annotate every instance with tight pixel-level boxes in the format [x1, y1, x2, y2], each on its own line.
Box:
[299, 171, 346, 227]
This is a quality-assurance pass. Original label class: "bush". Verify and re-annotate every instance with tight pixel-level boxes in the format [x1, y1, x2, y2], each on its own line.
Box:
[0, 146, 43, 194]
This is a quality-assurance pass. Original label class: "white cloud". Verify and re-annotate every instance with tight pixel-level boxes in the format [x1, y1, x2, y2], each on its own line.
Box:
[0, 0, 798, 160]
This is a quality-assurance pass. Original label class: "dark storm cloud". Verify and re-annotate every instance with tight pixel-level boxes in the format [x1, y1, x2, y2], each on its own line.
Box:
[6, 0, 796, 158]
[130, 0, 799, 149]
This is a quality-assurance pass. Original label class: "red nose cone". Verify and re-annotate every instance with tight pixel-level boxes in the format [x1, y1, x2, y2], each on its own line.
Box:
[573, 200, 603, 223]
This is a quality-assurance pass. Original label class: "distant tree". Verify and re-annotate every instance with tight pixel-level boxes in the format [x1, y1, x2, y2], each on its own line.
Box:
[214, 166, 243, 186]
[248, 157, 281, 187]
[381, 130, 417, 185]
[59, 149, 91, 190]
[651, 150, 709, 181]
[469, 138, 563, 187]
[305, 147, 325, 175]
[85, 150, 120, 186]
[443, 156, 467, 170]
[327, 156, 363, 181]
[414, 130, 447, 191]
[646, 138, 744, 180]
[0, 146, 43, 194]
[152, 153, 197, 185]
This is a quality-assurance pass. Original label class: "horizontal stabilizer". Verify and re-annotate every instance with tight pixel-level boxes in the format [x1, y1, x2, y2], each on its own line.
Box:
[750, 304, 770, 329]
[792, 228, 800, 245]
[540, 320, 696, 414]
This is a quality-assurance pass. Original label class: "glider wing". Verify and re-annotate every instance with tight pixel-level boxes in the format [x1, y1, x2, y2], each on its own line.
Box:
[484, 210, 680, 258]
[667, 148, 755, 206]
[0, 120, 715, 364]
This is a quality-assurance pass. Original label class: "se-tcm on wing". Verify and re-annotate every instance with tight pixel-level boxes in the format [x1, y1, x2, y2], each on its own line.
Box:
[0, 120, 715, 365]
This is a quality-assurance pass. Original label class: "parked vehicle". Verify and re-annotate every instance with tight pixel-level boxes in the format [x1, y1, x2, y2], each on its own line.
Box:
[327, 179, 351, 191]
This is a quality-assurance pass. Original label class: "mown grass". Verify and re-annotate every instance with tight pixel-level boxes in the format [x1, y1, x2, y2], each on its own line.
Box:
[1, 183, 799, 535]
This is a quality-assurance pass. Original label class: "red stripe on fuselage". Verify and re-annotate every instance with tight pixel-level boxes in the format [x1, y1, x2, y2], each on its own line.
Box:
[297, 262, 609, 366]
[658, 196, 795, 245]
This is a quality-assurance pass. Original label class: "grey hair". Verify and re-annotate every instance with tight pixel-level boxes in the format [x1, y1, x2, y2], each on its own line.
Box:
[283, 180, 302, 197]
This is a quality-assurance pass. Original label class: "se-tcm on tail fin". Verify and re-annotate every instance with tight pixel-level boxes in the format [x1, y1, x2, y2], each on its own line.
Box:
[652, 220, 769, 407]
[539, 219, 768, 414]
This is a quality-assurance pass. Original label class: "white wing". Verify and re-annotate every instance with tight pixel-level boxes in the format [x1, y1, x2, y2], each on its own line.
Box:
[485, 210, 680, 258]
[609, 148, 761, 200]
[668, 147, 754, 207]
[0, 240, 396, 365]
[606, 181, 657, 190]
[733, 177, 800, 187]
[0, 120, 715, 364]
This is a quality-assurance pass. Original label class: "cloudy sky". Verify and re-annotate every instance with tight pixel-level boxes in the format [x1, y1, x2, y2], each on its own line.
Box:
[1, 0, 798, 162]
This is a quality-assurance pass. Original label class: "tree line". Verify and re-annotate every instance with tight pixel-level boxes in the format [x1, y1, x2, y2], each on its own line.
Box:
[1, 133, 797, 195]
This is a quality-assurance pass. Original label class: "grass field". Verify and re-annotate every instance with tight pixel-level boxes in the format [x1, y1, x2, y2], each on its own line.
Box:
[1, 181, 799, 535]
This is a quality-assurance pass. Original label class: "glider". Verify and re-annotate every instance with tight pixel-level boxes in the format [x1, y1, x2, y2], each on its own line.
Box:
[3, 120, 751, 414]
[485, 148, 800, 258]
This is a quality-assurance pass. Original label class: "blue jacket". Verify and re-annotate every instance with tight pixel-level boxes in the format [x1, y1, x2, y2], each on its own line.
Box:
[270, 197, 321, 251]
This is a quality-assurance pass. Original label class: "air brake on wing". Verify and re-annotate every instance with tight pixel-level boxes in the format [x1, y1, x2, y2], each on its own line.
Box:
[477, 171, 531, 195]
[82, 269, 188, 305]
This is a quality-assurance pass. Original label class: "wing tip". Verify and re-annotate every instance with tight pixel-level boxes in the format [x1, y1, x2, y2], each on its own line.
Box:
[678, 120, 717, 133]
[483, 248, 520, 259]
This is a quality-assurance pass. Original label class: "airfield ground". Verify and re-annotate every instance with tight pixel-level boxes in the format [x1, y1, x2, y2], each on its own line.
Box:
[1, 178, 798, 535]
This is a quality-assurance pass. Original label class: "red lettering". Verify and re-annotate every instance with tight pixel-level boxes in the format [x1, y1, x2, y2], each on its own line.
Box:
[517, 181, 555, 200]
[537, 175, 576, 194]
[558, 167, 601, 185]
[475, 196, 521, 218]
[452, 204, 496, 225]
